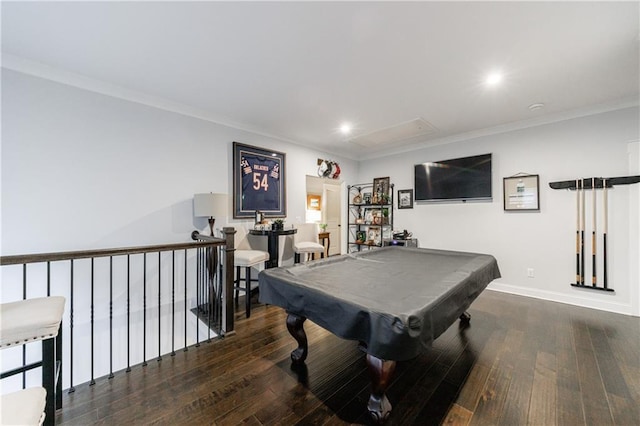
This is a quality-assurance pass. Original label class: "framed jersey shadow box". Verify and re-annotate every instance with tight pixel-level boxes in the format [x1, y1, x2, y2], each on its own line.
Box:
[233, 142, 286, 218]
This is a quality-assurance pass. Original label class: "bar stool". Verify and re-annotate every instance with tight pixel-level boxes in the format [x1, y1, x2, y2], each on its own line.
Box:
[294, 223, 325, 263]
[233, 227, 269, 318]
[0, 296, 65, 426]
[0, 387, 46, 425]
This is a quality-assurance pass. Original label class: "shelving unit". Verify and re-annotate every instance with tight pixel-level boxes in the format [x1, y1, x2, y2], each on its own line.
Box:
[347, 182, 394, 253]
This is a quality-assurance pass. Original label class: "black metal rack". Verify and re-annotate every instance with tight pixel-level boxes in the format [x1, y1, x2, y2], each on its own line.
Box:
[549, 175, 639, 292]
[347, 182, 394, 253]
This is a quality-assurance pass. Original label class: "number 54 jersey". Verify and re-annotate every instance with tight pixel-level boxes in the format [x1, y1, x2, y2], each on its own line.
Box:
[240, 154, 281, 212]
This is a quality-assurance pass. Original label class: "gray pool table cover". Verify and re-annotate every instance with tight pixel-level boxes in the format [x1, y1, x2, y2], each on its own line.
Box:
[258, 246, 501, 361]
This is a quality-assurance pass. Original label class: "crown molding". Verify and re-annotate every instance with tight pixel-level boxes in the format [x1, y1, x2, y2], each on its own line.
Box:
[1, 53, 303, 147]
[360, 96, 640, 160]
[3, 53, 638, 163]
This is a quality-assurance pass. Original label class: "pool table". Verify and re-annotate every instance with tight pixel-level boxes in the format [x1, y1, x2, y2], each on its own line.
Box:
[258, 246, 501, 423]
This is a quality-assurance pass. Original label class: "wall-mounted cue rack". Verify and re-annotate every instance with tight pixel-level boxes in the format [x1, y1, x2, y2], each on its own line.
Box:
[549, 175, 640, 293]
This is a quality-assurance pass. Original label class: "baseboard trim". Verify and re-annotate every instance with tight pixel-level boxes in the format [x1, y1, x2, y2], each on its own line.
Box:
[487, 282, 637, 317]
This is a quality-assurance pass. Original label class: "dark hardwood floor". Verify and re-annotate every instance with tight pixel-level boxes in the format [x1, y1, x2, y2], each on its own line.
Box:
[56, 290, 640, 425]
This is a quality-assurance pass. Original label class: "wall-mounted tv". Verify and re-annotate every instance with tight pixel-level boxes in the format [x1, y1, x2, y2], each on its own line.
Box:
[414, 153, 492, 202]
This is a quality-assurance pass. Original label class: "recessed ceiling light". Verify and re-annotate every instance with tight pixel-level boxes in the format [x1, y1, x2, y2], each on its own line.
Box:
[485, 72, 503, 86]
[340, 123, 352, 135]
[528, 103, 545, 111]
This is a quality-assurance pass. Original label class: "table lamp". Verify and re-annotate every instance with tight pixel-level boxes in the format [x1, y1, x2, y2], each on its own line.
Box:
[194, 193, 227, 236]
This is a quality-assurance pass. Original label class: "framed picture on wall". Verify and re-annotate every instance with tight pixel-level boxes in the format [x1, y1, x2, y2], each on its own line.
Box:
[307, 194, 321, 211]
[397, 189, 413, 209]
[503, 174, 540, 211]
[233, 142, 286, 218]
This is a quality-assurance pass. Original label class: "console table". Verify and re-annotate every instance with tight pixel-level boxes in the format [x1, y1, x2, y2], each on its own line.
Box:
[318, 231, 330, 258]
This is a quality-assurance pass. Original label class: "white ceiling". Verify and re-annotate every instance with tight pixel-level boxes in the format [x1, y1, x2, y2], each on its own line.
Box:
[2, 2, 639, 160]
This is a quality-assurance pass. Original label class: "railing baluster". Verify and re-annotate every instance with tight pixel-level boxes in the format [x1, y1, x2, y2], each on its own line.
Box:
[143, 253, 147, 367]
[109, 256, 114, 379]
[157, 252, 162, 362]
[184, 249, 188, 352]
[195, 248, 200, 347]
[217, 246, 223, 330]
[22, 264, 26, 388]
[171, 250, 175, 356]
[90, 258, 95, 386]
[126, 255, 131, 373]
[204, 248, 213, 342]
[69, 259, 75, 393]
[47, 261, 51, 296]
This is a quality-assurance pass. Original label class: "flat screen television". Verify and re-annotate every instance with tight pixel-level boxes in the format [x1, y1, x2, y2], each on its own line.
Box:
[414, 153, 492, 202]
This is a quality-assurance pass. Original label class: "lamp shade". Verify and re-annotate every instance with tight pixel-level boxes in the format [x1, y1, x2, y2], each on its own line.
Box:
[194, 193, 227, 218]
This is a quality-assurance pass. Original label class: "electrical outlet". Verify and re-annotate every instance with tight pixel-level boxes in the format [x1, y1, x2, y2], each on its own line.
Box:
[527, 268, 534, 278]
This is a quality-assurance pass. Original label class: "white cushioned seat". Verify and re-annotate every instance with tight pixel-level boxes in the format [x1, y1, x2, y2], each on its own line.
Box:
[294, 223, 325, 263]
[0, 296, 65, 347]
[0, 387, 47, 426]
[234, 249, 269, 267]
[1, 296, 65, 426]
[294, 241, 325, 254]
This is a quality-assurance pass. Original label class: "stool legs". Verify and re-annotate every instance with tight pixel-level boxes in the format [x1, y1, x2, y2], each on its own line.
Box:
[41, 324, 61, 426]
[55, 325, 62, 410]
[234, 266, 257, 318]
[42, 337, 55, 425]
[245, 267, 251, 318]
[294, 252, 323, 264]
[234, 266, 241, 307]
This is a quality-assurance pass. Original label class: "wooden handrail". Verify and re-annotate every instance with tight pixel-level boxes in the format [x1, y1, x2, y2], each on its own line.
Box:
[0, 239, 226, 266]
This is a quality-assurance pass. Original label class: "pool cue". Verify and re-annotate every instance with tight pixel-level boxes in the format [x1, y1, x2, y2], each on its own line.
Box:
[575, 179, 581, 285]
[580, 178, 585, 285]
[603, 178, 608, 289]
[591, 178, 597, 287]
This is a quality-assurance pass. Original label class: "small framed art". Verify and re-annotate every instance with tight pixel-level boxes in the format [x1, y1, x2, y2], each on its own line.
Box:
[398, 189, 413, 209]
[503, 174, 540, 211]
[307, 194, 321, 210]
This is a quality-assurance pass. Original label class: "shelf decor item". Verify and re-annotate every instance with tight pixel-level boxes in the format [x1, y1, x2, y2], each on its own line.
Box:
[372, 177, 390, 204]
[364, 208, 379, 224]
[233, 142, 286, 219]
[382, 207, 389, 224]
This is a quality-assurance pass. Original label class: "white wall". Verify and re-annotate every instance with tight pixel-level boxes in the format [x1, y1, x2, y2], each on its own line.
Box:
[358, 107, 640, 316]
[629, 141, 640, 315]
[0, 70, 359, 391]
[0, 70, 357, 255]
[1, 70, 638, 321]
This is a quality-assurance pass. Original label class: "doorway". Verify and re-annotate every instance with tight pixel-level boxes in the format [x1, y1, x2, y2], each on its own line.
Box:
[305, 175, 343, 256]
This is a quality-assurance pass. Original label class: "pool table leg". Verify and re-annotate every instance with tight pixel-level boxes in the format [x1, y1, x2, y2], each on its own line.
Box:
[286, 313, 308, 363]
[366, 354, 396, 424]
[460, 311, 471, 323]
